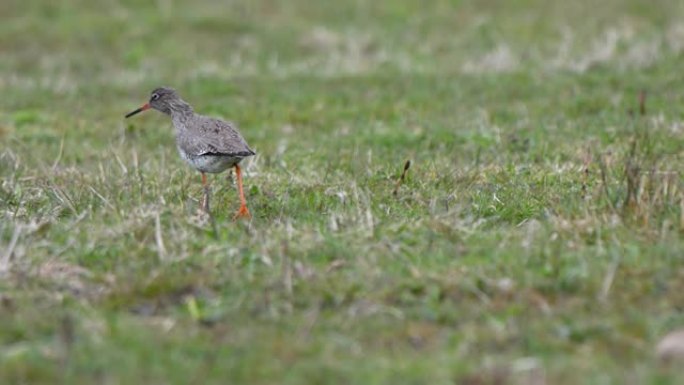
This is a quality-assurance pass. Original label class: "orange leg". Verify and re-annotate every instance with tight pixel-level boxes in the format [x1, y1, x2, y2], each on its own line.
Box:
[201, 172, 210, 212]
[233, 165, 251, 219]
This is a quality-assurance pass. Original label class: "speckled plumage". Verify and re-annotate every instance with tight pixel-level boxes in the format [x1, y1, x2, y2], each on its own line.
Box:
[149, 87, 255, 173]
[174, 114, 255, 173]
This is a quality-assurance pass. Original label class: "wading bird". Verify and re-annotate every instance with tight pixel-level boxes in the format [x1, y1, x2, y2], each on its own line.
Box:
[125, 87, 254, 219]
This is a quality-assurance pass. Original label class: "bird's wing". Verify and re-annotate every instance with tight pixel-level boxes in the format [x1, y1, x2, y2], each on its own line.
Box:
[186, 116, 255, 157]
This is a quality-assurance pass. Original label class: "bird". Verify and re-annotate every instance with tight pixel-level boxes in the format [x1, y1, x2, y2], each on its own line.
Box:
[125, 87, 254, 219]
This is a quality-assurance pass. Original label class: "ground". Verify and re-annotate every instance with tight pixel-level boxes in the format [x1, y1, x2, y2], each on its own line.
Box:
[2, 0, 684, 384]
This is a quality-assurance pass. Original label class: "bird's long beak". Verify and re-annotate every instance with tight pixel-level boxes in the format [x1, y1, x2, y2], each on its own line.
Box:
[125, 103, 151, 118]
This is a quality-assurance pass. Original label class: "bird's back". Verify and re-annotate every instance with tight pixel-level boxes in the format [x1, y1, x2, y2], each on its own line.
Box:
[177, 113, 255, 158]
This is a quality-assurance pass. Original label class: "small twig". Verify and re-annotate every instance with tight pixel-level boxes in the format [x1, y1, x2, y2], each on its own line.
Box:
[393, 160, 411, 196]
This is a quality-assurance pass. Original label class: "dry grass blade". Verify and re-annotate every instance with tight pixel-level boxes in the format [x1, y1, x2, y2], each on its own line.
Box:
[1, 225, 22, 273]
[88, 186, 116, 211]
[51, 136, 65, 170]
[155, 212, 166, 261]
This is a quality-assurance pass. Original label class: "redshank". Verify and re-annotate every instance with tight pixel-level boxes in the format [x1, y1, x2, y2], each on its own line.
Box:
[125, 87, 254, 219]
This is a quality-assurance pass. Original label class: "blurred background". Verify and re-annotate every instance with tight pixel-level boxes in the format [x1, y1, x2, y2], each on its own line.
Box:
[4, 0, 684, 104]
[3, 0, 684, 168]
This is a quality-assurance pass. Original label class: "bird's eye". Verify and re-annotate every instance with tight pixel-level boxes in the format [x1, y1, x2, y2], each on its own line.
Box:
[151, 93, 160, 101]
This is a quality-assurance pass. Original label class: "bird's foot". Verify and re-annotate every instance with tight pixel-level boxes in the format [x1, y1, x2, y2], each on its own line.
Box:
[233, 205, 251, 220]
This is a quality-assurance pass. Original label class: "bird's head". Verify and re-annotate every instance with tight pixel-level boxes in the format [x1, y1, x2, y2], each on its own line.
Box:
[125, 87, 189, 118]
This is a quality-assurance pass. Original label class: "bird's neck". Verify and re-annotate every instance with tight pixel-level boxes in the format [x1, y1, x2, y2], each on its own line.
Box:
[168, 100, 194, 120]
[171, 111, 194, 133]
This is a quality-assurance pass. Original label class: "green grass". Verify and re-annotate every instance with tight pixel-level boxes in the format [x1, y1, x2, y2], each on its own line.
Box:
[3, 0, 684, 383]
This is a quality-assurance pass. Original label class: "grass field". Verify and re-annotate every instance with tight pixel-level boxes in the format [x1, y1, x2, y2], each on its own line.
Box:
[3, 0, 684, 383]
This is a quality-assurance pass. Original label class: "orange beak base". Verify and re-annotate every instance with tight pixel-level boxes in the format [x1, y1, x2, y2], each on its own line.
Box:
[125, 103, 151, 118]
